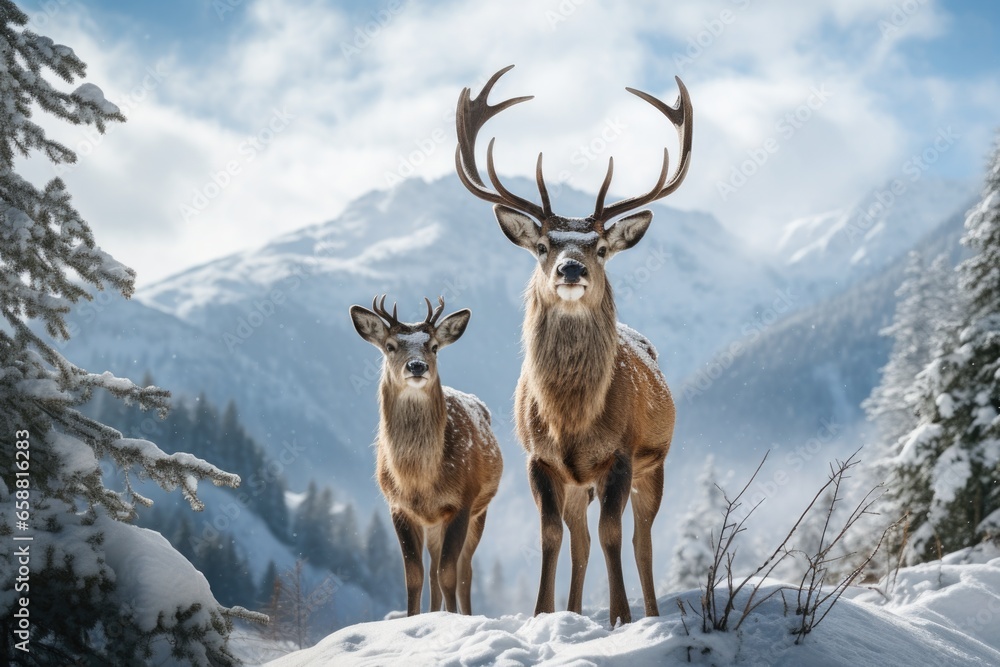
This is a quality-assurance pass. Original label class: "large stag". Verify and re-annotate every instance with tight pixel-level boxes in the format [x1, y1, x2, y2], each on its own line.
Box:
[455, 65, 691, 625]
[350, 296, 503, 616]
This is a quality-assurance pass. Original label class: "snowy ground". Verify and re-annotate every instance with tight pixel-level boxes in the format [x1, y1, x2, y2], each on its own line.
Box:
[255, 544, 1000, 667]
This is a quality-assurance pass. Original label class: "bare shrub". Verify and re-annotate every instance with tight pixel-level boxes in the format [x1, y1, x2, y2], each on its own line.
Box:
[698, 450, 900, 641]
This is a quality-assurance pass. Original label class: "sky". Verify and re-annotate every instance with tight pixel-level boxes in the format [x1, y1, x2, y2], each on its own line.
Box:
[13, 0, 1000, 286]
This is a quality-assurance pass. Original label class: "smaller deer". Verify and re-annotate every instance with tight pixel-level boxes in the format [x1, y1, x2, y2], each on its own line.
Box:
[350, 295, 503, 616]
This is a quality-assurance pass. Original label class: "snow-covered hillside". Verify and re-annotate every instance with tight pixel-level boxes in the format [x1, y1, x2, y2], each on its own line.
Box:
[259, 544, 1000, 667]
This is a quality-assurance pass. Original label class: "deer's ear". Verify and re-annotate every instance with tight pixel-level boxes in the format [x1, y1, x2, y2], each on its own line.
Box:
[494, 205, 541, 251]
[350, 306, 388, 347]
[435, 309, 471, 348]
[606, 210, 652, 254]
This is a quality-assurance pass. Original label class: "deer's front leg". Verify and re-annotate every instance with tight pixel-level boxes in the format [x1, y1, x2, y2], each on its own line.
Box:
[564, 485, 593, 614]
[529, 457, 566, 616]
[427, 526, 443, 612]
[439, 507, 470, 613]
[391, 508, 425, 616]
[599, 450, 633, 626]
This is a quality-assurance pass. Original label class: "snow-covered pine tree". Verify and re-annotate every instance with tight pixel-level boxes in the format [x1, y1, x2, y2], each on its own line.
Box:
[666, 455, 728, 591]
[0, 3, 262, 663]
[363, 511, 400, 607]
[864, 251, 960, 447]
[890, 133, 1000, 562]
[860, 251, 959, 562]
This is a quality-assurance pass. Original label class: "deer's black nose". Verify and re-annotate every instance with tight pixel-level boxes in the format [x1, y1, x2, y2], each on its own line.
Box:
[557, 259, 587, 283]
[406, 359, 428, 376]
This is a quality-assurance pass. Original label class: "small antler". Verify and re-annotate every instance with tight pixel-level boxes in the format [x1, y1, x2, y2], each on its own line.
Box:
[423, 296, 445, 327]
[372, 295, 401, 328]
[455, 65, 552, 222]
[593, 76, 693, 224]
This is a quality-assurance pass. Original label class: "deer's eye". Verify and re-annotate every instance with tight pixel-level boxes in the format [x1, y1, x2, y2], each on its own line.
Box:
[386, 342, 397, 353]
[536, 243, 547, 256]
[431, 343, 439, 353]
[597, 246, 608, 258]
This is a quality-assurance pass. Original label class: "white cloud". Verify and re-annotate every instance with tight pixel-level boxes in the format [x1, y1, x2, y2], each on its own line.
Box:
[20, 0, 995, 284]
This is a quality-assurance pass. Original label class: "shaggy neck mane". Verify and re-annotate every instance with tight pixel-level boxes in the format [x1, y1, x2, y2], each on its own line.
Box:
[523, 279, 617, 437]
[379, 378, 448, 469]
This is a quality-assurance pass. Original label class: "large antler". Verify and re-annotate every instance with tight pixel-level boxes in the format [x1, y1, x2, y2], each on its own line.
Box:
[593, 76, 693, 224]
[455, 65, 552, 222]
[372, 295, 401, 328]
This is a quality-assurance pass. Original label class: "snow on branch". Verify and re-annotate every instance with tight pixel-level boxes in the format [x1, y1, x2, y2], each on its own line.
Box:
[0, 3, 125, 169]
[11, 320, 169, 413]
[107, 438, 241, 512]
[1, 173, 138, 340]
[2, 316, 228, 516]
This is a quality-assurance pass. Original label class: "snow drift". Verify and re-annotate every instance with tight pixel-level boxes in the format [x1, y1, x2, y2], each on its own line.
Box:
[262, 544, 1000, 666]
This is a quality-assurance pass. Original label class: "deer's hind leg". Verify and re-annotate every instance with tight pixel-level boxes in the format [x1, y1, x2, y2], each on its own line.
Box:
[458, 510, 487, 615]
[439, 507, 471, 613]
[631, 458, 665, 617]
[598, 450, 633, 626]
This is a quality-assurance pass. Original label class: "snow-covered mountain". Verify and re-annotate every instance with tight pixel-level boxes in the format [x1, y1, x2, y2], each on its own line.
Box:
[137, 174, 786, 382]
[59, 172, 975, 599]
[63, 175, 790, 503]
[677, 202, 971, 459]
[770, 178, 976, 302]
